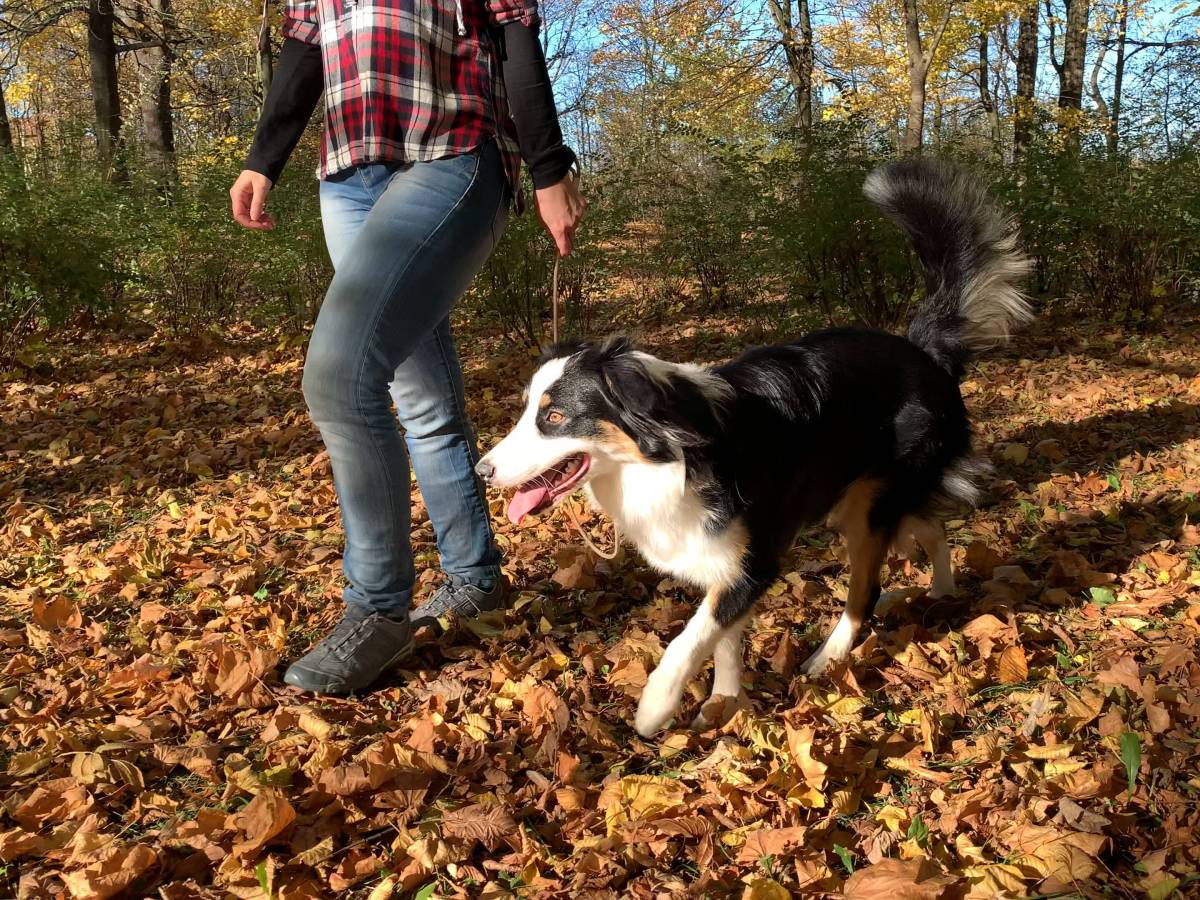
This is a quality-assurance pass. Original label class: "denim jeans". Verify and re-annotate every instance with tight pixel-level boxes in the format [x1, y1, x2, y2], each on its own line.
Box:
[304, 138, 510, 615]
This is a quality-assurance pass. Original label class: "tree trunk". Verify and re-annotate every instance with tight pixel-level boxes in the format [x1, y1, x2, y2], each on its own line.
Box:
[257, 0, 274, 117]
[136, 0, 176, 181]
[1013, 2, 1039, 159]
[1058, 0, 1089, 111]
[1109, 0, 1128, 154]
[87, 0, 123, 177]
[978, 29, 1002, 151]
[899, 0, 952, 152]
[767, 0, 814, 129]
[901, 0, 926, 151]
[0, 79, 14, 156]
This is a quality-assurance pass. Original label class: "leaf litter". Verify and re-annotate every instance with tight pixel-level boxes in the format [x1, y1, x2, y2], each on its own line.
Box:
[2, 315, 1200, 897]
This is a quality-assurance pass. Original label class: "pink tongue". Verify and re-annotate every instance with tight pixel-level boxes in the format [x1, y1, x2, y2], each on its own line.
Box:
[507, 484, 552, 525]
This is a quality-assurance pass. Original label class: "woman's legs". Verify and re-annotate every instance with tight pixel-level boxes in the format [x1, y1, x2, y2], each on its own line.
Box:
[303, 141, 508, 618]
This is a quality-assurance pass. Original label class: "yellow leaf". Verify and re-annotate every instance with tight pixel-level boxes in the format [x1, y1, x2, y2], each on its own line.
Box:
[785, 783, 827, 809]
[298, 712, 334, 741]
[784, 723, 827, 789]
[742, 878, 792, 900]
[601, 775, 686, 836]
[1025, 743, 1074, 760]
[1044, 758, 1087, 777]
[875, 804, 908, 833]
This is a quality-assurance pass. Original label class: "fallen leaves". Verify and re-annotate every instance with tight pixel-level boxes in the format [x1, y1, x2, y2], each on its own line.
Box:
[3, 317, 1200, 896]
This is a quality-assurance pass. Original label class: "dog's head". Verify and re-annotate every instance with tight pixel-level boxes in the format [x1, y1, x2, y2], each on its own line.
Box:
[476, 336, 730, 524]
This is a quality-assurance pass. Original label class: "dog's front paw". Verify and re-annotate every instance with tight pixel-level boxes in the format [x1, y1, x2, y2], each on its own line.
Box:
[800, 617, 856, 677]
[800, 638, 848, 676]
[690, 693, 741, 732]
[635, 670, 683, 738]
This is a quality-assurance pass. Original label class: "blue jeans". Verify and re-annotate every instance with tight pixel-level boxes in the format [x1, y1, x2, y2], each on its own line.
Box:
[304, 139, 510, 615]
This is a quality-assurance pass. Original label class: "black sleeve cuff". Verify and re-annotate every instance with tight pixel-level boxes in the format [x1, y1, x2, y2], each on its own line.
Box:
[243, 37, 324, 186]
[529, 145, 577, 189]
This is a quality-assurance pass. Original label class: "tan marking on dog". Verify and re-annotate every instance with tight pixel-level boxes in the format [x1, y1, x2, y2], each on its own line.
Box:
[597, 420, 648, 462]
[828, 478, 889, 629]
[826, 478, 883, 536]
[703, 518, 750, 613]
[539, 392, 551, 409]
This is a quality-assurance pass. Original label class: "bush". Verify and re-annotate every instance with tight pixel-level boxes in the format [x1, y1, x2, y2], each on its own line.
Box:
[0, 162, 131, 361]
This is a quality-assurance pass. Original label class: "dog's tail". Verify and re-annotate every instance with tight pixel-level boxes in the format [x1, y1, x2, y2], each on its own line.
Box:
[864, 158, 1032, 379]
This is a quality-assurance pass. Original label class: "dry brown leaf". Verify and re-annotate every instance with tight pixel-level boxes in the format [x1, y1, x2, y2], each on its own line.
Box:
[844, 858, 958, 899]
[441, 803, 517, 851]
[61, 844, 156, 900]
[231, 789, 295, 859]
[998, 645, 1028, 684]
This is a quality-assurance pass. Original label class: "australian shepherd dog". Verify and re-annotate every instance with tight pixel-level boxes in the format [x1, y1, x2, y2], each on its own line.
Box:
[475, 159, 1032, 737]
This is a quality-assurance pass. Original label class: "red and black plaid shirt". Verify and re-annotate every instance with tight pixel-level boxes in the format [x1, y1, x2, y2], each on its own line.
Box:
[283, 0, 535, 195]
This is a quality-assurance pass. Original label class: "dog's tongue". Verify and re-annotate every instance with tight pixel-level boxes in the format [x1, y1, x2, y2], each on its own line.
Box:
[507, 484, 552, 525]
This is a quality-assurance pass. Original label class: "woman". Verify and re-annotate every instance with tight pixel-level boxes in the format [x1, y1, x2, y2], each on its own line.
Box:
[229, 0, 584, 695]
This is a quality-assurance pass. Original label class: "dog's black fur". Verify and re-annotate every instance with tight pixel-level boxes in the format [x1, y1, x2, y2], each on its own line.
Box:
[527, 158, 1030, 629]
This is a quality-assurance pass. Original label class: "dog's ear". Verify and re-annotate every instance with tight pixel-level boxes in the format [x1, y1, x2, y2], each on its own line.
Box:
[539, 339, 588, 368]
[597, 341, 707, 461]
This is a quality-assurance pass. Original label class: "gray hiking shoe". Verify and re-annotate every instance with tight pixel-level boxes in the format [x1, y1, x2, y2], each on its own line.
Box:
[409, 575, 507, 630]
[283, 606, 414, 695]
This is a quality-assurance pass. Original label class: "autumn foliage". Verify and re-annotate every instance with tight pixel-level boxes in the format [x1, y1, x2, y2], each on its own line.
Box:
[3, 307, 1200, 897]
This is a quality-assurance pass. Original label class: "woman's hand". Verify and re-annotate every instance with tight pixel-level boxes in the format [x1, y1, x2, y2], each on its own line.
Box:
[535, 173, 586, 257]
[230, 170, 276, 230]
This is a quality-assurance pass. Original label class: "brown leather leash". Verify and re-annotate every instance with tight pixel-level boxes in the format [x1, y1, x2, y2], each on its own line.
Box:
[548, 174, 620, 560]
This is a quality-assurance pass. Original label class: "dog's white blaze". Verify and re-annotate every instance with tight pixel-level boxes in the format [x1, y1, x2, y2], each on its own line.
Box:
[635, 603, 726, 737]
[482, 356, 587, 488]
[586, 461, 746, 590]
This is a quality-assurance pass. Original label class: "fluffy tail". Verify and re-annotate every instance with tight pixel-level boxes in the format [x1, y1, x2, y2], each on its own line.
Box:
[864, 158, 1032, 379]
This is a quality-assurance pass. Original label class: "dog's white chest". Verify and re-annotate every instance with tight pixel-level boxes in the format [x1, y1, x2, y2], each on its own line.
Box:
[586, 463, 745, 591]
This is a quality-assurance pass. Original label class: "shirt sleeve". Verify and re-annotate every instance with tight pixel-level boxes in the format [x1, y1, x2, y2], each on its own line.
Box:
[243, 37, 324, 185]
[496, 17, 577, 188]
[283, 0, 321, 45]
[484, 0, 539, 28]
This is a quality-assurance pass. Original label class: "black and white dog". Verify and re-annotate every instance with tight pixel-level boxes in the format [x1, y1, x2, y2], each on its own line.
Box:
[476, 159, 1031, 737]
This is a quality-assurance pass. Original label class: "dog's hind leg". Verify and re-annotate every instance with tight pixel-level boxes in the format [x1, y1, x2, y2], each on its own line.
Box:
[908, 516, 955, 598]
[804, 481, 892, 675]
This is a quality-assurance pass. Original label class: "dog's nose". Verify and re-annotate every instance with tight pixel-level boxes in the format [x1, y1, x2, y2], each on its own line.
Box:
[475, 459, 495, 483]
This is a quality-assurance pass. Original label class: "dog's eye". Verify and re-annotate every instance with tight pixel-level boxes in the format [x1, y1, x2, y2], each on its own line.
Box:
[546, 410, 565, 425]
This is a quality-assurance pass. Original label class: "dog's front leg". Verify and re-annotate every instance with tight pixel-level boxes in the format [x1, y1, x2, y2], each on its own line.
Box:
[635, 601, 723, 737]
[690, 614, 749, 731]
[636, 579, 762, 738]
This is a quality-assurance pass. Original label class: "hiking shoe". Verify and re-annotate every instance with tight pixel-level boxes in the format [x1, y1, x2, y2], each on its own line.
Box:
[409, 575, 507, 630]
[283, 606, 414, 695]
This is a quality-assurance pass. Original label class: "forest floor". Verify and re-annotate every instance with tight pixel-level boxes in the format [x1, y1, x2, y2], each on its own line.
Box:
[2, 307, 1199, 899]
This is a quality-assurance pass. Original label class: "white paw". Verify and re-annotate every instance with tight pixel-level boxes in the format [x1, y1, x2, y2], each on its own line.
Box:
[928, 580, 957, 600]
[635, 669, 683, 738]
[689, 693, 741, 732]
[800, 618, 856, 676]
[800, 647, 835, 676]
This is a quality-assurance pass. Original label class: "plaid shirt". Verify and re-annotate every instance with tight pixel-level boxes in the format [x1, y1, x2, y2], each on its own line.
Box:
[283, 0, 536, 196]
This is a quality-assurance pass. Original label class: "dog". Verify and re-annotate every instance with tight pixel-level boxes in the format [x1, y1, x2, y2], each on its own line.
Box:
[475, 159, 1031, 737]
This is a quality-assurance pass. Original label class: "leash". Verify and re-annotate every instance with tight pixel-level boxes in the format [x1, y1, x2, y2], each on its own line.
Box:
[548, 168, 619, 560]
